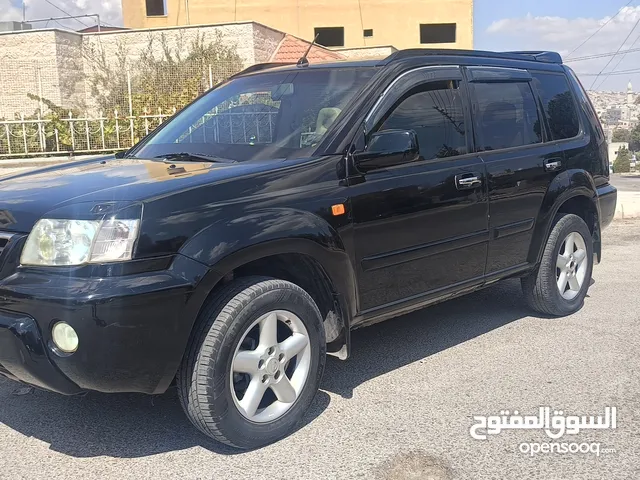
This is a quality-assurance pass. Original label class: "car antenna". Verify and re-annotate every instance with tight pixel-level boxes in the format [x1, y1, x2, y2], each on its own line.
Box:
[297, 34, 319, 67]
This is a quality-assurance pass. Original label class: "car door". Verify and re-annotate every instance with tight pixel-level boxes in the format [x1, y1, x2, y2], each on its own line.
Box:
[348, 66, 489, 316]
[465, 66, 569, 279]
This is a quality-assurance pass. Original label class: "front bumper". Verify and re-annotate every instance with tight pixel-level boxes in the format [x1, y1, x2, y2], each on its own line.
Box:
[0, 254, 209, 395]
[0, 309, 83, 394]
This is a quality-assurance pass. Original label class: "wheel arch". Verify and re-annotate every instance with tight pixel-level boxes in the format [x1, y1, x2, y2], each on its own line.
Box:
[528, 169, 601, 265]
[208, 242, 354, 357]
[178, 206, 358, 360]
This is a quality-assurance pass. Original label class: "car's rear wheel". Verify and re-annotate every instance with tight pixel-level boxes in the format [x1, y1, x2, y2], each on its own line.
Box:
[177, 276, 326, 449]
[522, 213, 594, 316]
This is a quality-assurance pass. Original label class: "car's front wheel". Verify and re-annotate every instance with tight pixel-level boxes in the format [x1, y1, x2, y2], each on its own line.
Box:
[177, 276, 326, 449]
[522, 213, 594, 316]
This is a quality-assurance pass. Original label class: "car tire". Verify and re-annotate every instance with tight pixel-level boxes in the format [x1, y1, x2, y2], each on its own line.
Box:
[521, 213, 594, 316]
[177, 276, 326, 449]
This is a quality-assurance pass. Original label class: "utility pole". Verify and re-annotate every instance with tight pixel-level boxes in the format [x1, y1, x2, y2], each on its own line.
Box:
[185, 0, 190, 25]
[22, 0, 26, 30]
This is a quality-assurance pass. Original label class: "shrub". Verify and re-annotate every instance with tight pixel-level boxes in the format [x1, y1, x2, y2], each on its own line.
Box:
[613, 146, 631, 173]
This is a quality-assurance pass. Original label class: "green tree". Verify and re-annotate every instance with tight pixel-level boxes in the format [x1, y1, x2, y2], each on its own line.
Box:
[629, 124, 640, 152]
[613, 146, 631, 173]
[612, 128, 630, 143]
[84, 31, 243, 115]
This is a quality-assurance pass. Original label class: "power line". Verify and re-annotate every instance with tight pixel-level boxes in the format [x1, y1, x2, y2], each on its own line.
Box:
[594, 27, 640, 89]
[577, 68, 640, 76]
[41, 0, 91, 28]
[357, 0, 365, 45]
[566, 46, 640, 63]
[566, 0, 635, 58]
[590, 16, 640, 89]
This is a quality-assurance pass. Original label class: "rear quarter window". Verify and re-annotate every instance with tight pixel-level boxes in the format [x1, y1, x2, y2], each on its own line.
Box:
[563, 66, 605, 143]
[531, 72, 580, 141]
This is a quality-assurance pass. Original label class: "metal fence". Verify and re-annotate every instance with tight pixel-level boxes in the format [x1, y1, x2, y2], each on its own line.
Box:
[0, 109, 286, 157]
[0, 109, 176, 157]
[0, 50, 244, 158]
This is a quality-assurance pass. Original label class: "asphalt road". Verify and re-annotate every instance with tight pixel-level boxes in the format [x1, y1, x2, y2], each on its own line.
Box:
[0, 221, 639, 480]
[611, 173, 640, 192]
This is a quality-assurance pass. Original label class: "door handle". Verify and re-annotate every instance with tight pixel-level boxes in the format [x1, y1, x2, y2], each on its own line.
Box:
[456, 174, 482, 190]
[544, 158, 562, 172]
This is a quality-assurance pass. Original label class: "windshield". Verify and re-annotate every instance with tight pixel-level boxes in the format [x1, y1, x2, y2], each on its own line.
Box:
[133, 67, 378, 162]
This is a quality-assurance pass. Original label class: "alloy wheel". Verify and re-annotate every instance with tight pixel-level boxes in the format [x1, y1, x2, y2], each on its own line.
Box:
[556, 231, 588, 300]
[230, 310, 311, 423]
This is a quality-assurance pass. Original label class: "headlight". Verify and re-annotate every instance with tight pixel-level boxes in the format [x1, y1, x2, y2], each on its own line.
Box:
[21, 218, 140, 266]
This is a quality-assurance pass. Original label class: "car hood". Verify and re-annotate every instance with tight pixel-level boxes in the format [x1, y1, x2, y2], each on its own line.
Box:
[0, 155, 278, 232]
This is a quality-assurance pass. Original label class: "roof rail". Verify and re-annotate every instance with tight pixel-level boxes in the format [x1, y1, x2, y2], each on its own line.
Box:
[504, 51, 563, 63]
[382, 49, 563, 65]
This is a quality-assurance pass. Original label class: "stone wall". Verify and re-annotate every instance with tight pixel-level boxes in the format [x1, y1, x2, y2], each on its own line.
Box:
[0, 22, 285, 118]
[0, 30, 62, 117]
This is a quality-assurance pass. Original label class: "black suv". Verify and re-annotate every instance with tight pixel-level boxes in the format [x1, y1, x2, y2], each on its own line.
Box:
[0, 49, 616, 449]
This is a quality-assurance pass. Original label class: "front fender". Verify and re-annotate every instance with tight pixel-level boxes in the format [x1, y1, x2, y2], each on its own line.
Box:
[179, 207, 357, 326]
[528, 169, 599, 265]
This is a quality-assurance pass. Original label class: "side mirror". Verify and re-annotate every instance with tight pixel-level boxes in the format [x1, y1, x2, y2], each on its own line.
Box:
[114, 150, 127, 159]
[353, 129, 419, 173]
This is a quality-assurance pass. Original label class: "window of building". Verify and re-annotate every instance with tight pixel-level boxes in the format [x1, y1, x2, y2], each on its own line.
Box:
[532, 72, 580, 140]
[363, 29, 373, 38]
[474, 82, 542, 151]
[314, 27, 345, 47]
[377, 80, 467, 160]
[419, 23, 456, 44]
[146, 0, 166, 17]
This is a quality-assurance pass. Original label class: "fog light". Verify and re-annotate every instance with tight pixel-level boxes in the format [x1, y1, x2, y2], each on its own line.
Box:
[52, 322, 78, 353]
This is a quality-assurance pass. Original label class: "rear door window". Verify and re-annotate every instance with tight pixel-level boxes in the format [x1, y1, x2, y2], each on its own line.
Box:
[532, 72, 580, 140]
[473, 82, 542, 151]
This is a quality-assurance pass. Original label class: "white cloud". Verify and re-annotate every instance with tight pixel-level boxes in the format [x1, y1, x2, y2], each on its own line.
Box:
[0, 0, 122, 28]
[483, 7, 640, 91]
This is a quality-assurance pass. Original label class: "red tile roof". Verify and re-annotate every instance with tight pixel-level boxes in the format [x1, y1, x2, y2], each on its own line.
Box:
[271, 35, 346, 63]
[78, 25, 130, 33]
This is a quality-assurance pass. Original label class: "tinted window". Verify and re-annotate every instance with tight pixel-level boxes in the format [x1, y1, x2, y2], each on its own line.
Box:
[378, 80, 467, 159]
[564, 66, 604, 142]
[420, 23, 457, 44]
[474, 82, 542, 151]
[532, 73, 580, 140]
[314, 27, 345, 47]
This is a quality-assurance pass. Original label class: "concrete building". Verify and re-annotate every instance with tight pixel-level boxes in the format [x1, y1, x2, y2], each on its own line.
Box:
[121, 0, 474, 50]
[0, 21, 32, 32]
[589, 82, 640, 133]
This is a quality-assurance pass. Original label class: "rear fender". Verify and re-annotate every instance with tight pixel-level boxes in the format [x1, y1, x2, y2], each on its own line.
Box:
[528, 169, 599, 265]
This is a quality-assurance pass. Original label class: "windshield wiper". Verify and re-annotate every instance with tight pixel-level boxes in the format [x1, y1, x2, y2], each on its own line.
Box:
[156, 152, 236, 163]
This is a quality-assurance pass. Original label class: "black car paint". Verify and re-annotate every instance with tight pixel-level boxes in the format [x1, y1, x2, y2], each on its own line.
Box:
[0, 51, 616, 395]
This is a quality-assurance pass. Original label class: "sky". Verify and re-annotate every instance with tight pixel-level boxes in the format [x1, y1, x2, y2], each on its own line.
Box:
[2, 0, 640, 92]
[475, 0, 640, 92]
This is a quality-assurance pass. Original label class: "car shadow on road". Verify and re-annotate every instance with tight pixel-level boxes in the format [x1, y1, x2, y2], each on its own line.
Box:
[321, 278, 534, 398]
[0, 278, 534, 458]
[0, 379, 332, 458]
